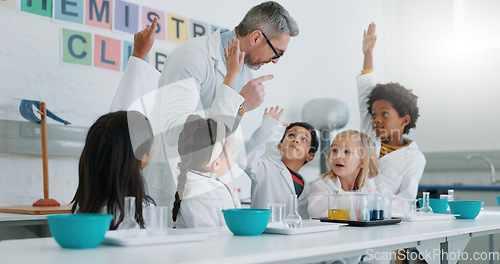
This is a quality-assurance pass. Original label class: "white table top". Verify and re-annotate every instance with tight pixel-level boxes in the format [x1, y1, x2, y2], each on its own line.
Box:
[0, 213, 47, 227]
[0, 213, 47, 221]
[1, 209, 500, 264]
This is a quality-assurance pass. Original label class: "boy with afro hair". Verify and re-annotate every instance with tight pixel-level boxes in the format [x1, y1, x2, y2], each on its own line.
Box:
[356, 22, 425, 200]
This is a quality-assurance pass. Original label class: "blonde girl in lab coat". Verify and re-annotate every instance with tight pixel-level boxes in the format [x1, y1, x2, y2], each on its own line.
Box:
[172, 115, 240, 228]
[71, 111, 156, 230]
[307, 130, 379, 219]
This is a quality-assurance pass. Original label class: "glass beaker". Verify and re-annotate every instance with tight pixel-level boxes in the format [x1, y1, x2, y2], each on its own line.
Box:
[328, 194, 349, 220]
[268, 203, 285, 226]
[350, 193, 370, 221]
[369, 193, 384, 221]
[391, 197, 416, 218]
[405, 199, 418, 218]
[383, 194, 392, 220]
[144, 206, 169, 236]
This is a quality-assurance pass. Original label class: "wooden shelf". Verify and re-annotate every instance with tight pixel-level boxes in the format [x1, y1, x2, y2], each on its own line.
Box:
[0, 205, 72, 215]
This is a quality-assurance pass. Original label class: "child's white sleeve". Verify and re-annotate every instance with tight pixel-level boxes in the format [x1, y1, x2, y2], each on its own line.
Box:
[110, 56, 161, 113]
[356, 72, 377, 139]
[239, 115, 282, 181]
[307, 177, 330, 219]
[177, 196, 225, 228]
[396, 152, 426, 200]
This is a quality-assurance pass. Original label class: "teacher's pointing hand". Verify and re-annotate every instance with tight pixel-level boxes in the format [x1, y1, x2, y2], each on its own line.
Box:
[240, 74, 274, 112]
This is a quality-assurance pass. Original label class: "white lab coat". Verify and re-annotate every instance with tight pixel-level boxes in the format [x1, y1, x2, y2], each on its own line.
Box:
[356, 73, 426, 201]
[109, 30, 251, 213]
[176, 170, 241, 228]
[239, 115, 310, 219]
[109, 56, 160, 115]
[307, 176, 377, 219]
[148, 29, 251, 211]
[152, 28, 252, 146]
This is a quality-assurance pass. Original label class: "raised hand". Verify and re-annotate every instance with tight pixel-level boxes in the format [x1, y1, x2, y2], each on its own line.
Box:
[240, 75, 274, 112]
[362, 22, 376, 71]
[363, 22, 377, 55]
[265, 106, 288, 126]
[132, 16, 158, 60]
[223, 37, 245, 88]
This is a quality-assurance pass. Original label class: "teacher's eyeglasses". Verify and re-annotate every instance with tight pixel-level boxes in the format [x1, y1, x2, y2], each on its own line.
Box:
[261, 31, 283, 60]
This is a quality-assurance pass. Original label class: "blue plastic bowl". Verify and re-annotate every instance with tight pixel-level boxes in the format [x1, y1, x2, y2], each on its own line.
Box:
[47, 213, 113, 249]
[222, 209, 271, 236]
[448, 201, 484, 219]
[417, 198, 449, 214]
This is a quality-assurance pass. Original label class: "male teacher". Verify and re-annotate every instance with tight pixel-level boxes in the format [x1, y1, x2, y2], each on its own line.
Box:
[133, 1, 299, 212]
[154, 1, 299, 142]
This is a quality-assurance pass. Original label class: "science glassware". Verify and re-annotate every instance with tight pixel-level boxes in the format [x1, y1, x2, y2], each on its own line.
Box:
[420, 192, 433, 214]
[284, 195, 302, 228]
[117, 196, 140, 237]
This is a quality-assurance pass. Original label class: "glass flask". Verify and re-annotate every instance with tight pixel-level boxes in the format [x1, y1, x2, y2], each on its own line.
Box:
[420, 192, 433, 214]
[117, 196, 140, 237]
[284, 195, 302, 228]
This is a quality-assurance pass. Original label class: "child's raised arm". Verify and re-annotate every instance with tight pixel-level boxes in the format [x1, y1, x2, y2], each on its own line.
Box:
[362, 22, 377, 72]
[238, 106, 285, 181]
[264, 106, 288, 126]
[223, 38, 245, 88]
[356, 22, 378, 137]
[132, 16, 158, 61]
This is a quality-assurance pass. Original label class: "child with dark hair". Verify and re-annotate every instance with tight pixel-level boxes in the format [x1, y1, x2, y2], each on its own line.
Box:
[241, 107, 319, 218]
[172, 115, 240, 228]
[71, 111, 155, 230]
[357, 22, 426, 200]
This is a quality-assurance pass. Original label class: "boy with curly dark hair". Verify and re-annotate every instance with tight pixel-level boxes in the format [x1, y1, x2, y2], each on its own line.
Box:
[356, 22, 425, 201]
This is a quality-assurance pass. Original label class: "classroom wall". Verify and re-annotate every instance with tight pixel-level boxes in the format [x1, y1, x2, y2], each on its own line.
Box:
[389, 0, 500, 153]
[0, 0, 387, 206]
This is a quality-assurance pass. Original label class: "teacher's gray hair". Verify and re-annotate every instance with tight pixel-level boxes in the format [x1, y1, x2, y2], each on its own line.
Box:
[236, 1, 299, 39]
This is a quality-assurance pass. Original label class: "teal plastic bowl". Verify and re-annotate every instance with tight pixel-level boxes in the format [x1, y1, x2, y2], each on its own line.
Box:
[222, 209, 271, 236]
[448, 201, 484, 219]
[417, 198, 449, 214]
[47, 213, 113, 249]
[497, 196, 500, 207]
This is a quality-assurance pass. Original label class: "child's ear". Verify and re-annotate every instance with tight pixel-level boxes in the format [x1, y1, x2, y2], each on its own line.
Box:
[212, 158, 222, 171]
[401, 115, 410, 127]
[139, 159, 146, 170]
[139, 146, 155, 170]
[277, 142, 282, 152]
[305, 152, 315, 162]
[139, 153, 150, 170]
